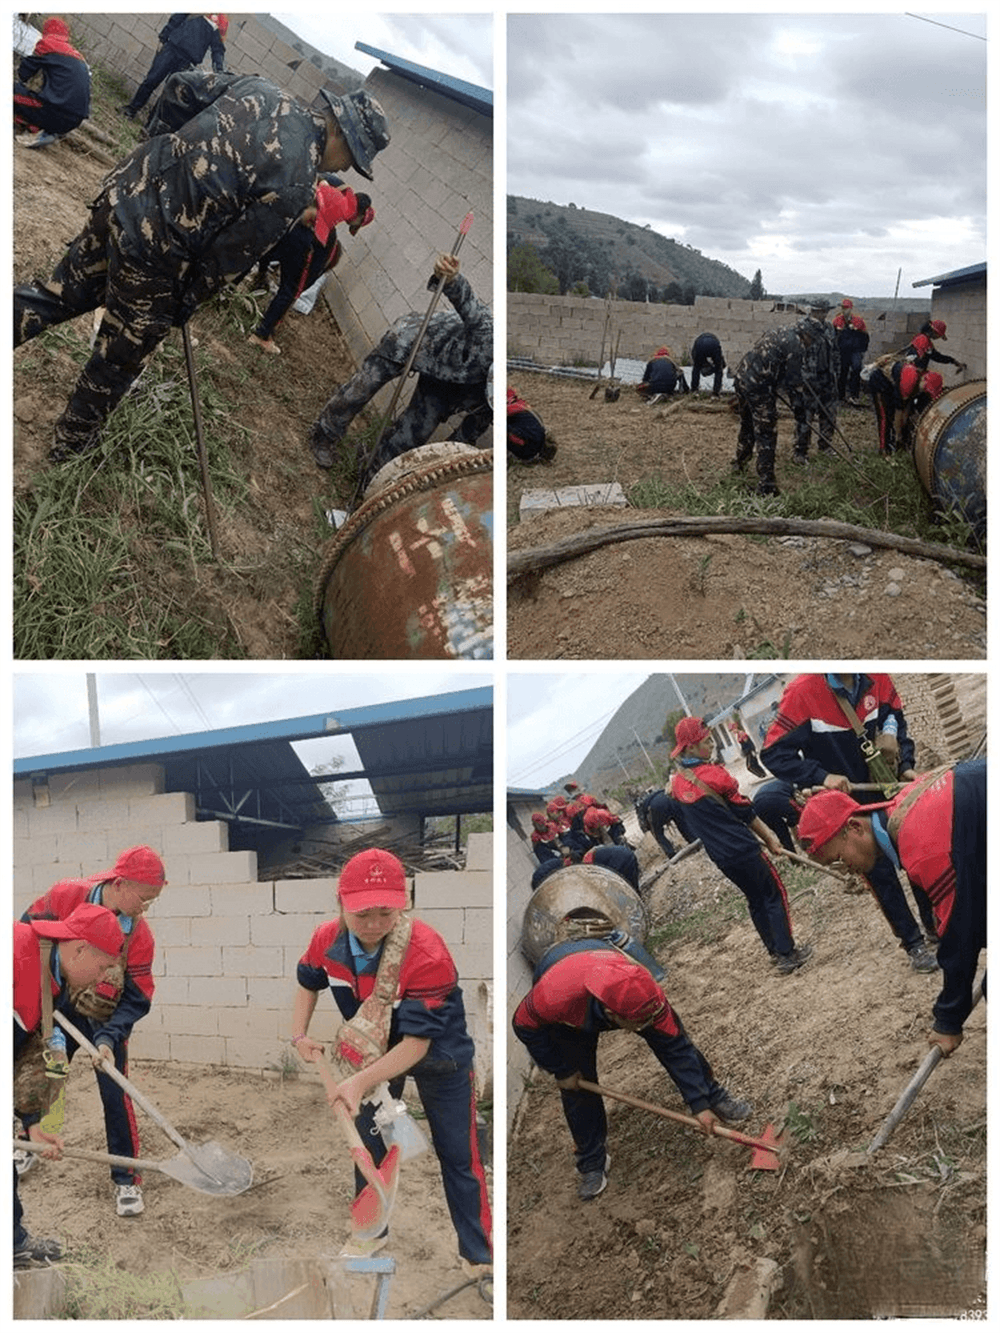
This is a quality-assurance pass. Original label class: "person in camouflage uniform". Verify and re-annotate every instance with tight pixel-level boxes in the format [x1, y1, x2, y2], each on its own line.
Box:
[309, 253, 493, 483]
[14, 72, 389, 463]
[792, 303, 840, 463]
[732, 323, 815, 496]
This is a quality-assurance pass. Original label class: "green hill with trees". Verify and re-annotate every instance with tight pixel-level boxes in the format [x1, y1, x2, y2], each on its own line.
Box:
[507, 194, 756, 302]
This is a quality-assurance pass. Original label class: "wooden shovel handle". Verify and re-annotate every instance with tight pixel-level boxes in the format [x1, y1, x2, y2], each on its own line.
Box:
[314, 1052, 388, 1207]
[54, 1011, 193, 1158]
[576, 1078, 779, 1154]
[781, 848, 850, 882]
[13, 1139, 159, 1171]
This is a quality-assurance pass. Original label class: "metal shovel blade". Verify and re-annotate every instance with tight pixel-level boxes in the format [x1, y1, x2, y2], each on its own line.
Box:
[162, 1140, 254, 1196]
[748, 1123, 784, 1172]
[349, 1143, 400, 1239]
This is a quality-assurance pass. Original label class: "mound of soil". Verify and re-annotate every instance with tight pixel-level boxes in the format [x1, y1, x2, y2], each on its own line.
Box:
[507, 373, 986, 659]
[18, 1063, 492, 1320]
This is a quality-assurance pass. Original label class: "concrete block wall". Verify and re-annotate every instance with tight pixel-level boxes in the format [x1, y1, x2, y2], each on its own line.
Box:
[63, 13, 334, 111]
[505, 827, 538, 1130]
[929, 281, 986, 381]
[321, 67, 493, 437]
[508, 291, 927, 371]
[14, 764, 494, 1091]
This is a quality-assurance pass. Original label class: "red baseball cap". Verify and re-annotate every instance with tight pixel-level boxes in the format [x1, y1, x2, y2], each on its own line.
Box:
[921, 372, 944, 399]
[797, 789, 890, 855]
[653, 346, 671, 358]
[531, 812, 549, 828]
[31, 903, 125, 958]
[928, 320, 947, 339]
[588, 959, 665, 1026]
[94, 845, 167, 888]
[841, 298, 853, 309]
[671, 716, 711, 758]
[338, 848, 408, 911]
[583, 807, 611, 832]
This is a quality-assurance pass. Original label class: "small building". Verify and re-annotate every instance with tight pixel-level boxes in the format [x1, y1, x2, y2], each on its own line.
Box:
[912, 262, 986, 380]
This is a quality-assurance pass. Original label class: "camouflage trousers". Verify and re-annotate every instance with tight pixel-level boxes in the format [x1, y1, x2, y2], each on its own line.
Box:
[732, 379, 781, 485]
[14, 194, 185, 458]
[310, 350, 490, 481]
[794, 383, 837, 455]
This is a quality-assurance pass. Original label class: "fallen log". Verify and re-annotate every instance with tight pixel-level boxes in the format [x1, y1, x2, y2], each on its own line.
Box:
[508, 514, 986, 581]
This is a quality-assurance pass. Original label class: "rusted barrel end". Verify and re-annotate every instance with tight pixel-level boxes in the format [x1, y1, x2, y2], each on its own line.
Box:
[521, 864, 649, 964]
[315, 444, 493, 659]
[912, 379, 986, 544]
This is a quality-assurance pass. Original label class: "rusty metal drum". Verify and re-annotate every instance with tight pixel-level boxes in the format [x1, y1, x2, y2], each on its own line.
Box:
[521, 864, 649, 965]
[315, 444, 493, 658]
[912, 379, 986, 544]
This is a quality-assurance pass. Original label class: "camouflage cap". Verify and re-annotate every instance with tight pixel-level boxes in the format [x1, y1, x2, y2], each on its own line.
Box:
[320, 88, 390, 180]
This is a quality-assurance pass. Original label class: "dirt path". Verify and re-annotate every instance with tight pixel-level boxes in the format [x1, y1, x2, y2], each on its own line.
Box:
[507, 373, 986, 659]
[18, 1063, 492, 1320]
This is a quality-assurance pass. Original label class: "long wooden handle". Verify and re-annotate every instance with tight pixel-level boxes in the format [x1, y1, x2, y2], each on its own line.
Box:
[13, 1139, 160, 1171]
[867, 975, 986, 1153]
[314, 1052, 388, 1206]
[780, 848, 851, 882]
[576, 1078, 778, 1154]
[54, 1011, 191, 1156]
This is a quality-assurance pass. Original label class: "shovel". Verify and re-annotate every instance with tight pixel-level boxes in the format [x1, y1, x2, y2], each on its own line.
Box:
[315, 1052, 399, 1241]
[575, 1078, 784, 1170]
[54, 1011, 252, 1194]
[12, 1139, 250, 1197]
[867, 975, 986, 1154]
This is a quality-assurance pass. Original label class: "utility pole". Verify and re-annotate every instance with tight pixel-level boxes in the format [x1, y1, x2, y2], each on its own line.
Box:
[86, 674, 101, 748]
[632, 729, 655, 775]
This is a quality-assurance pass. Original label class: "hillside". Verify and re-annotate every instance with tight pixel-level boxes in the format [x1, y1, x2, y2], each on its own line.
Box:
[507, 195, 753, 300]
[561, 673, 781, 791]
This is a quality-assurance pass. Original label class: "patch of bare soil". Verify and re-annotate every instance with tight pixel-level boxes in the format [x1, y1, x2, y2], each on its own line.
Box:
[507, 373, 986, 659]
[18, 1063, 492, 1320]
[14, 135, 363, 659]
[507, 678, 987, 1320]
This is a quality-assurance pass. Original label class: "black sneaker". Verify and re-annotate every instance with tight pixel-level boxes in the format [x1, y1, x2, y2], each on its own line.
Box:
[120, 104, 137, 120]
[757, 480, 781, 497]
[13, 1232, 62, 1269]
[775, 943, 812, 975]
[791, 451, 809, 466]
[577, 1153, 610, 1201]
[709, 1093, 753, 1124]
[908, 943, 940, 973]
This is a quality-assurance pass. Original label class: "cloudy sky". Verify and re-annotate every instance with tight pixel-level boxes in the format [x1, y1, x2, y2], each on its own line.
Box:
[277, 12, 493, 89]
[507, 12, 986, 296]
[12, 673, 491, 787]
[508, 671, 651, 790]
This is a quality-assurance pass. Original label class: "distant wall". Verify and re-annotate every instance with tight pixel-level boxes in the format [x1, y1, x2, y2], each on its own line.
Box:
[14, 762, 493, 1092]
[508, 291, 928, 371]
[62, 13, 493, 432]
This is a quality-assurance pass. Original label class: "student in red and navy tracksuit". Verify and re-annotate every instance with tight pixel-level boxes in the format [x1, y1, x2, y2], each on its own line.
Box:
[13, 17, 91, 138]
[530, 812, 566, 865]
[798, 759, 985, 1059]
[512, 938, 751, 1199]
[21, 846, 166, 1218]
[290, 848, 492, 1272]
[14, 904, 125, 1267]
[758, 673, 939, 972]
[670, 716, 810, 975]
[566, 782, 627, 845]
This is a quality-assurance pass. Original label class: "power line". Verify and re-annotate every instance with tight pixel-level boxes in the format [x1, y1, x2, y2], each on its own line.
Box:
[904, 13, 986, 41]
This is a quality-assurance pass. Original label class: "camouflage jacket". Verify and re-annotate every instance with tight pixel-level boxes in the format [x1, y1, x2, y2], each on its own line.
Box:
[734, 325, 808, 396]
[375, 272, 493, 384]
[103, 72, 325, 309]
[799, 318, 840, 386]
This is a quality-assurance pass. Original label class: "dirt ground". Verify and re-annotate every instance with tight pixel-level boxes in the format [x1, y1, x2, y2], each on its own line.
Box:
[507, 373, 986, 659]
[13, 131, 362, 659]
[507, 677, 986, 1320]
[17, 1062, 492, 1320]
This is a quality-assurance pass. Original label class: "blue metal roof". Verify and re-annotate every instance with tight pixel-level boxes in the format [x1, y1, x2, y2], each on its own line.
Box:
[14, 688, 493, 851]
[912, 262, 986, 289]
[356, 42, 492, 116]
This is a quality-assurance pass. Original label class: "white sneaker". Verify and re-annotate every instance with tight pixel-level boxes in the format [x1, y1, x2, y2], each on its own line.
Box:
[116, 1183, 144, 1217]
[13, 1146, 35, 1177]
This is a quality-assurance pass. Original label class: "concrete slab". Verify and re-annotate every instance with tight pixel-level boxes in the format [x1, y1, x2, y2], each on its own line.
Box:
[520, 483, 628, 519]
